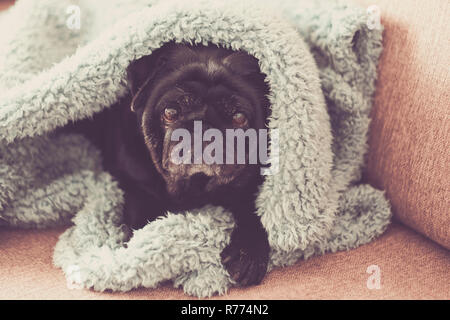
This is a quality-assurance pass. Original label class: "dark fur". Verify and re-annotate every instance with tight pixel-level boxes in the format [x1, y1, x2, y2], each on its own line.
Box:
[63, 42, 271, 286]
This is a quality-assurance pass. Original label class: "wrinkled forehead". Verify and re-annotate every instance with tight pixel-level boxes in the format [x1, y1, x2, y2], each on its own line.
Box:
[149, 63, 259, 110]
[155, 84, 254, 116]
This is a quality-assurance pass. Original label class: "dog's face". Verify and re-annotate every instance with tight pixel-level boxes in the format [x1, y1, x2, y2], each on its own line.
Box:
[127, 42, 269, 198]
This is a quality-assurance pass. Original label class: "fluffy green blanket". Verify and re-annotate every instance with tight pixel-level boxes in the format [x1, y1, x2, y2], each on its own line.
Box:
[0, 0, 391, 297]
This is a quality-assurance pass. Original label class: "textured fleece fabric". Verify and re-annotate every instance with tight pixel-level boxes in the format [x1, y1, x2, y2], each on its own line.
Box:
[0, 0, 391, 297]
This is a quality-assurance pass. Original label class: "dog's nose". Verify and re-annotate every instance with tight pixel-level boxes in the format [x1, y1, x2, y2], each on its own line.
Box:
[189, 173, 211, 191]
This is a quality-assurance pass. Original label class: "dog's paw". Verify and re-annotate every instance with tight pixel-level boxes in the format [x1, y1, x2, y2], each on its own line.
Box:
[220, 234, 269, 287]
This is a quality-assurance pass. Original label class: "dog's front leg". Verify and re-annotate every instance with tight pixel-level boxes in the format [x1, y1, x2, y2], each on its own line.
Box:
[220, 199, 270, 286]
[117, 175, 166, 230]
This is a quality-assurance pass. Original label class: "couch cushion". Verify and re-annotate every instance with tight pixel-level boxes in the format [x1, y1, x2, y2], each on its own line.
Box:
[355, 0, 450, 248]
[1, 223, 448, 299]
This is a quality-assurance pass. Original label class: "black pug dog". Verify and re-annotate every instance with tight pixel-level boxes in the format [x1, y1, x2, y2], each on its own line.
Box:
[64, 42, 271, 286]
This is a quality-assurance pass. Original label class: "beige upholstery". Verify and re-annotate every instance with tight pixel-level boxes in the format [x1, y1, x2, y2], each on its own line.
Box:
[358, 0, 450, 248]
[1, 223, 449, 299]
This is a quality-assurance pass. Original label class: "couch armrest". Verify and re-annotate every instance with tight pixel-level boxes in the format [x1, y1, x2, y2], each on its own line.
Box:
[0, 0, 14, 11]
[356, 0, 449, 248]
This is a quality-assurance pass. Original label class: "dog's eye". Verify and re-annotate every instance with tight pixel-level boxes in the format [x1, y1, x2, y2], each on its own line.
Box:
[232, 112, 248, 127]
[163, 107, 179, 123]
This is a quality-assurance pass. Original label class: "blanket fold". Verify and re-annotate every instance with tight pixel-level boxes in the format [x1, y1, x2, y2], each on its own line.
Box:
[0, 0, 391, 297]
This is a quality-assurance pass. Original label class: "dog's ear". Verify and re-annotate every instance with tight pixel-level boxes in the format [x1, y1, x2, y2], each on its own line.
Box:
[127, 51, 168, 112]
[222, 51, 261, 77]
